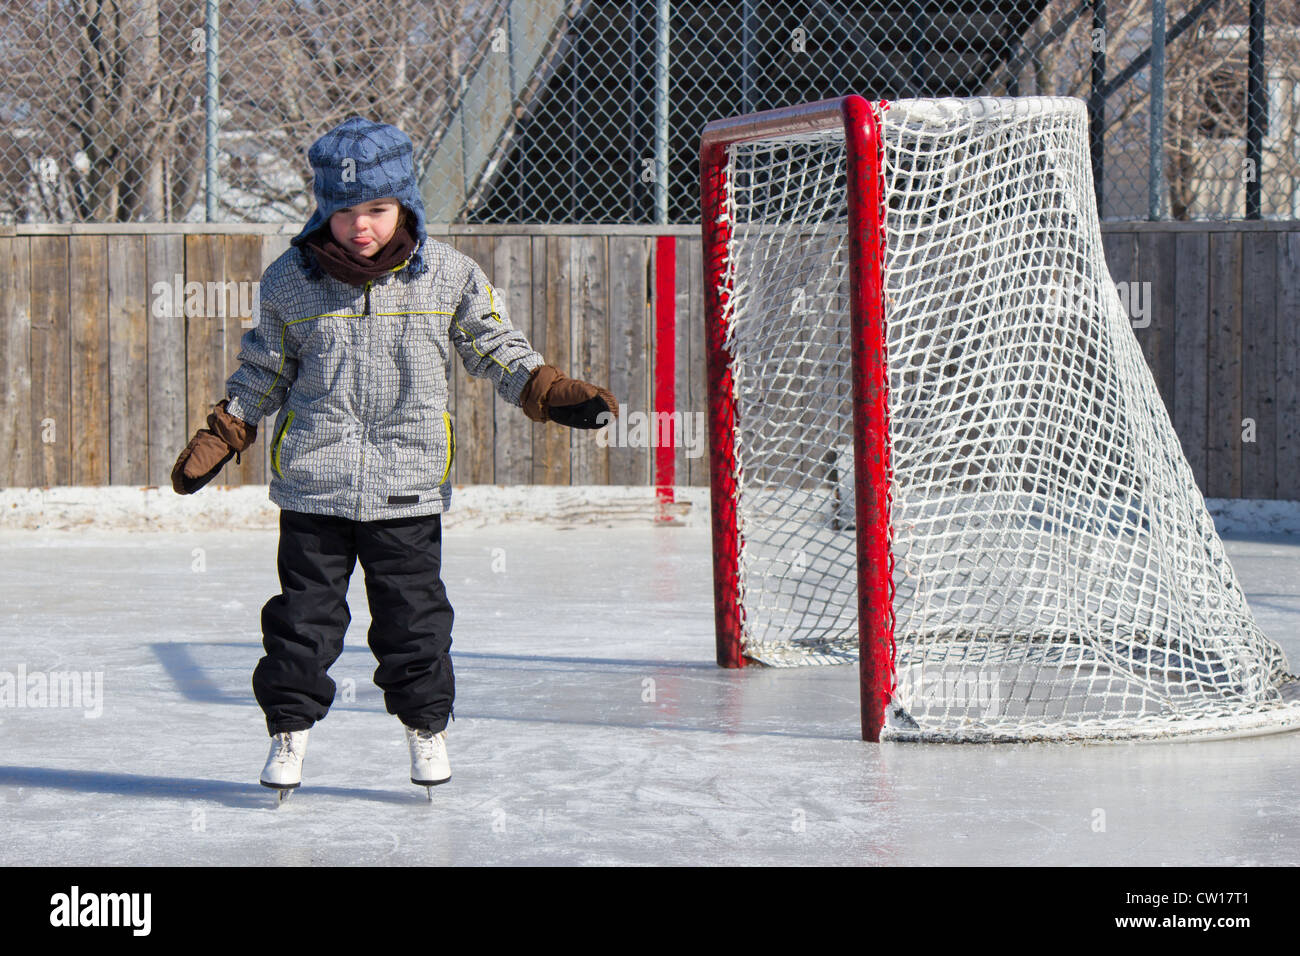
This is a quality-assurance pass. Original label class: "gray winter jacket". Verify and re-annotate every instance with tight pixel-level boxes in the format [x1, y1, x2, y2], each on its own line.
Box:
[224, 238, 543, 521]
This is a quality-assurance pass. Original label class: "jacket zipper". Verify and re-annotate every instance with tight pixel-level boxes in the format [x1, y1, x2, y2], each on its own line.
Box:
[439, 412, 455, 485]
[271, 409, 295, 478]
[356, 279, 373, 517]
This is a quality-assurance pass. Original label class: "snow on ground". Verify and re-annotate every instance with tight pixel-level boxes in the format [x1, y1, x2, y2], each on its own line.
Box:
[2, 512, 1300, 865]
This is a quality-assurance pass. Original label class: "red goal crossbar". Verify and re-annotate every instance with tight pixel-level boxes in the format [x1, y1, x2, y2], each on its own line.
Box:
[699, 95, 894, 742]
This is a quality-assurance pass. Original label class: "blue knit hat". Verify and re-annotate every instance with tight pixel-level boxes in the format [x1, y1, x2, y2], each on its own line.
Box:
[291, 116, 428, 279]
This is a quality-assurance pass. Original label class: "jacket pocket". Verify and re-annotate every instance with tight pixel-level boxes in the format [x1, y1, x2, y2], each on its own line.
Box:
[271, 409, 296, 479]
[439, 412, 455, 485]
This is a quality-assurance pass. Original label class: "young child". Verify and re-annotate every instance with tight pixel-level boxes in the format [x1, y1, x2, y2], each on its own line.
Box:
[170, 117, 617, 799]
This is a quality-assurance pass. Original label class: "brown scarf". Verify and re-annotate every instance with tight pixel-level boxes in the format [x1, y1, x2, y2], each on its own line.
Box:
[303, 222, 418, 286]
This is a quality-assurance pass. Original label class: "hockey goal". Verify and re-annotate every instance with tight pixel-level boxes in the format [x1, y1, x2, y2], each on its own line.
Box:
[701, 95, 1300, 743]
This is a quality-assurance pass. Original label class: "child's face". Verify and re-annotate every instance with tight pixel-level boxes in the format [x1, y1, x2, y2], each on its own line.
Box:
[329, 198, 402, 257]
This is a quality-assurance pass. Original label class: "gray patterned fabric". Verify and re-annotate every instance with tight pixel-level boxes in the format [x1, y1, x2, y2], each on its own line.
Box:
[225, 238, 543, 520]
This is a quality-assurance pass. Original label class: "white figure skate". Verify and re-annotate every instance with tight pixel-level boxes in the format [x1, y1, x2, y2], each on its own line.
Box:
[260, 729, 309, 805]
[405, 725, 451, 800]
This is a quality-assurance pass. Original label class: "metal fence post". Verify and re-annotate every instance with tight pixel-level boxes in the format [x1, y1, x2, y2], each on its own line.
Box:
[654, 0, 670, 225]
[1148, 0, 1166, 220]
[1246, 0, 1266, 220]
[205, 0, 219, 223]
[1090, 0, 1106, 216]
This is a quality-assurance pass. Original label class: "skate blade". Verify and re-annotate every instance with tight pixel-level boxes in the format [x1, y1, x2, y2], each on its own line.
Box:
[413, 776, 450, 801]
[261, 780, 300, 808]
[411, 776, 450, 787]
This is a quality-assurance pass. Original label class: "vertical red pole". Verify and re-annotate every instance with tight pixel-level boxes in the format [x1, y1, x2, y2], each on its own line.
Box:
[654, 236, 677, 521]
[701, 141, 745, 669]
[701, 97, 893, 687]
[842, 96, 893, 742]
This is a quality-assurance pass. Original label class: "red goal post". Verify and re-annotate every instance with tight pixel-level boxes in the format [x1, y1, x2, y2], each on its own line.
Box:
[700, 96, 893, 742]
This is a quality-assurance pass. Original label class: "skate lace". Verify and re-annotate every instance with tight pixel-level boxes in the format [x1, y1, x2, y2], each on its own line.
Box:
[412, 729, 443, 759]
[272, 733, 300, 763]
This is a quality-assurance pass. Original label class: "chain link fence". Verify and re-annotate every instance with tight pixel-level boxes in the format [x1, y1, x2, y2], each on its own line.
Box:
[1, 0, 1296, 224]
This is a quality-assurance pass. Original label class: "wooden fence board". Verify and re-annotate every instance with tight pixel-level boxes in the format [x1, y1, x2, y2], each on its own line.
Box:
[107, 236, 148, 484]
[607, 236, 650, 485]
[569, 235, 609, 485]
[1241, 231, 1277, 498]
[1206, 231, 1243, 498]
[183, 234, 226, 438]
[1277, 233, 1300, 500]
[0, 238, 32, 486]
[1102, 232, 1136, 299]
[1173, 232, 1210, 490]
[1135, 230, 1177, 417]
[146, 235, 187, 486]
[69, 236, 109, 486]
[29, 236, 70, 486]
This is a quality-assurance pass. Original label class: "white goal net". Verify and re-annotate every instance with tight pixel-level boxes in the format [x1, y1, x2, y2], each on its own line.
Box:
[716, 96, 1300, 741]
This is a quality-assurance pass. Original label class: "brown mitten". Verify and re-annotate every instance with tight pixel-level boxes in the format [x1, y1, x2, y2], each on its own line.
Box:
[171, 399, 258, 494]
[521, 365, 618, 430]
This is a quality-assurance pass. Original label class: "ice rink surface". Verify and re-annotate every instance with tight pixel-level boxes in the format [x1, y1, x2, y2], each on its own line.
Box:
[2, 521, 1300, 866]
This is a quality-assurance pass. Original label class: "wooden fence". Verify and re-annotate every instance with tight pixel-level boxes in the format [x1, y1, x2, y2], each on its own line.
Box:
[1101, 223, 1300, 499]
[0, 222, 1296, 499]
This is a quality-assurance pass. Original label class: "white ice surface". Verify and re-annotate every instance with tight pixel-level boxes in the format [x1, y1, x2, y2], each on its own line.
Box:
[2, 523, 1300, 866]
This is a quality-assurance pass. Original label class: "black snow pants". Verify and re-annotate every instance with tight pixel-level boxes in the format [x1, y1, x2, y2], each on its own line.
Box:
[252, 509, 454, 735]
